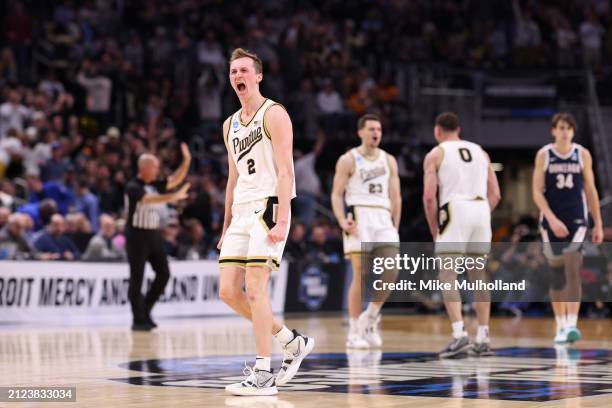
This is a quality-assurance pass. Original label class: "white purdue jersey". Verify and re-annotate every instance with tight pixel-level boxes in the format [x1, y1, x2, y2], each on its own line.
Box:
[226, 98, 296, 204]
[345, 148, 391, 209]
[437, 140, 488, 206]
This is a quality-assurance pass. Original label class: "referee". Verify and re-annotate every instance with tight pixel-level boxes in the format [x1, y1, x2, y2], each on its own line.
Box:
[125, 144, 191, 331]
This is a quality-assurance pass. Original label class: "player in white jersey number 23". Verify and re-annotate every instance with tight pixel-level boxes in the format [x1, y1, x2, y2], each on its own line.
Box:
[331, 113, 402, 351]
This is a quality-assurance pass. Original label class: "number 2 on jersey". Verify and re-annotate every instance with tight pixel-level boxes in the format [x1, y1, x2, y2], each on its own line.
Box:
[556, 173, 573, 189]
[247, 159, 256, 174]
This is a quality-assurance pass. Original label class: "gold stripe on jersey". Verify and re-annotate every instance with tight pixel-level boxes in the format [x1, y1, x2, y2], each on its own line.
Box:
[224, 116, 232, 145]
[238, 98, 269, 127]
[262, 103, 287, 140]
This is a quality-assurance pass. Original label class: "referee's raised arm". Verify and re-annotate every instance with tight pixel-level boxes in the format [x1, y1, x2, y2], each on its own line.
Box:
[166, 143, 192, 190]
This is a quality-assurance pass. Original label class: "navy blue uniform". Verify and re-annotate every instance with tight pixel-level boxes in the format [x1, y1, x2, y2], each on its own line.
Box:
[540, 143, 588, 259]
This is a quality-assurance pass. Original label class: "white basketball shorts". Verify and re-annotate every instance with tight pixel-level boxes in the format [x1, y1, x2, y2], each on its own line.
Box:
[219, 197, 289, 271]
[435, 199, 491, 254]
[343, 205, 399, 258]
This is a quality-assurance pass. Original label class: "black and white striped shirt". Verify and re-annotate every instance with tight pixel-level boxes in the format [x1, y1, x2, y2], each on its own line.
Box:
[125, 178, 167, 231]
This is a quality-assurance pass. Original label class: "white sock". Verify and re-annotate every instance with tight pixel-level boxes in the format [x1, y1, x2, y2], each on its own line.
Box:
[555, 315, 567, 331]
[451, 321, 465, 339]
[476, 325, 489, 343]
[567, 314, 578, 328]
[274, 326, 294, 346]
[349, 318, 359, 334]
[366, 303, 381, 318]
[255, 356, 271, 372]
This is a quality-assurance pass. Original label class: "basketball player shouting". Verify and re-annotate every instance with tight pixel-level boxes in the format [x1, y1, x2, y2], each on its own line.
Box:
[218, 48, 314, 396]
[532, 113, 604, 344]
[423, 112, 501, 358]
[331, 113, 402, 349]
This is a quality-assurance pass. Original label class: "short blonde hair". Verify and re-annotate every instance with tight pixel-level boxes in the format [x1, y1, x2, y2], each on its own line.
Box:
[229, 48, 263, 74]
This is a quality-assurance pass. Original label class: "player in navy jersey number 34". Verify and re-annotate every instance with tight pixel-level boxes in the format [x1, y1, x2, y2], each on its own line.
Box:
[532, 113, 604, 344]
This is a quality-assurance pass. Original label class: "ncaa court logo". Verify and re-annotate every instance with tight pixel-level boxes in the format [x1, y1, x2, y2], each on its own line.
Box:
[112, 348, 612, 401]
[298, 265, 329, 310]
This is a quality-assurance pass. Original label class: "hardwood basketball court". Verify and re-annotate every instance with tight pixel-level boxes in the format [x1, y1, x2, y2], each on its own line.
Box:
[1, 314, 611, 407]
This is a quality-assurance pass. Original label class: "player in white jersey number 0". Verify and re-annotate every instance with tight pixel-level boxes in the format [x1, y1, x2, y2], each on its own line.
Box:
[423, 112, 501, 358]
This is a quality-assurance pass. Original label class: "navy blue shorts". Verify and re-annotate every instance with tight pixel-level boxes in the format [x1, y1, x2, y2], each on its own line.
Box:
[540, 217, 587, 261]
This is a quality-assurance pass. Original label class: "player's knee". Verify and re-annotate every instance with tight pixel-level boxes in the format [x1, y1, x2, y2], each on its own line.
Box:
[550, 265, 566, 290]
[245, 276, 268, 303]
[219, 286, 241, 304]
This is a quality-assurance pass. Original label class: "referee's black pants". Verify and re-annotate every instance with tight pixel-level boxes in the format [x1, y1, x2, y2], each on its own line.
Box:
[126, 229, 170, 323]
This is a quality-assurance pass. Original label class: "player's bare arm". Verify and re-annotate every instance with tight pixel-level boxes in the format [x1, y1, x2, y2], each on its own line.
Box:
[266, 104, 294, 243]
[422, 147, 441, 239]
[532, 148, 569, 238]
[166, 143, 192, 190]
[483, 150, 501, 210]
[581, 148, 604, 244]
[331, 152, 357, 235]
[218, 117, 238, 250]
[387, 154, 402, 230]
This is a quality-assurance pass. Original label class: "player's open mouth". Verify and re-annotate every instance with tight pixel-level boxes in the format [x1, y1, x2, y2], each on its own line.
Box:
[237, 83, 246, 92]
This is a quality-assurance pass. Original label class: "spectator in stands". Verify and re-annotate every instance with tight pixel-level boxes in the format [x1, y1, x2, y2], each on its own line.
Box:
[0, 47, 18, 83]
[20, 212, 35, 247]
[74, 176, 100, 232]
[197, 66, 225, 140]
[17, 197, 57, 231]
[180, 178, 213, 235]
[25, 169, 74, 215]
[162, 218, 180, 258]
[41, 142, 71, 182]
[285, 222, 307, 262]
[178, 218, 208, 260]
[555, 17, 578, 67]
[317, 79, 344, 115]
[512, 0, 544, 66]
[294, 133, 324, 225]
[0, 213, 33, 260]
[76, 59, 112, 125]
[4, 1, 32, 80]
[0, 181, 15, 208]
[288, 79, 317, 139]
[317, 79, 345, 134]
[197, 30, 225, 71]
[38, 70, 65, 102]
[0, 206, 10, 229]
[0, 128, 26, 179]
[113, 218, 126, 252]
[33, 213, 80, 260]
[82, 214, 125, 261]
[0, 89, 31, 138]
[306, 225, 343, 264]
[580, 9, 605, 67]
[65, 212, 93, 254]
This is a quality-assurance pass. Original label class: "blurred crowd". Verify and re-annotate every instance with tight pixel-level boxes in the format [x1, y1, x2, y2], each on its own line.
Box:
[1, 0, 612, 264]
